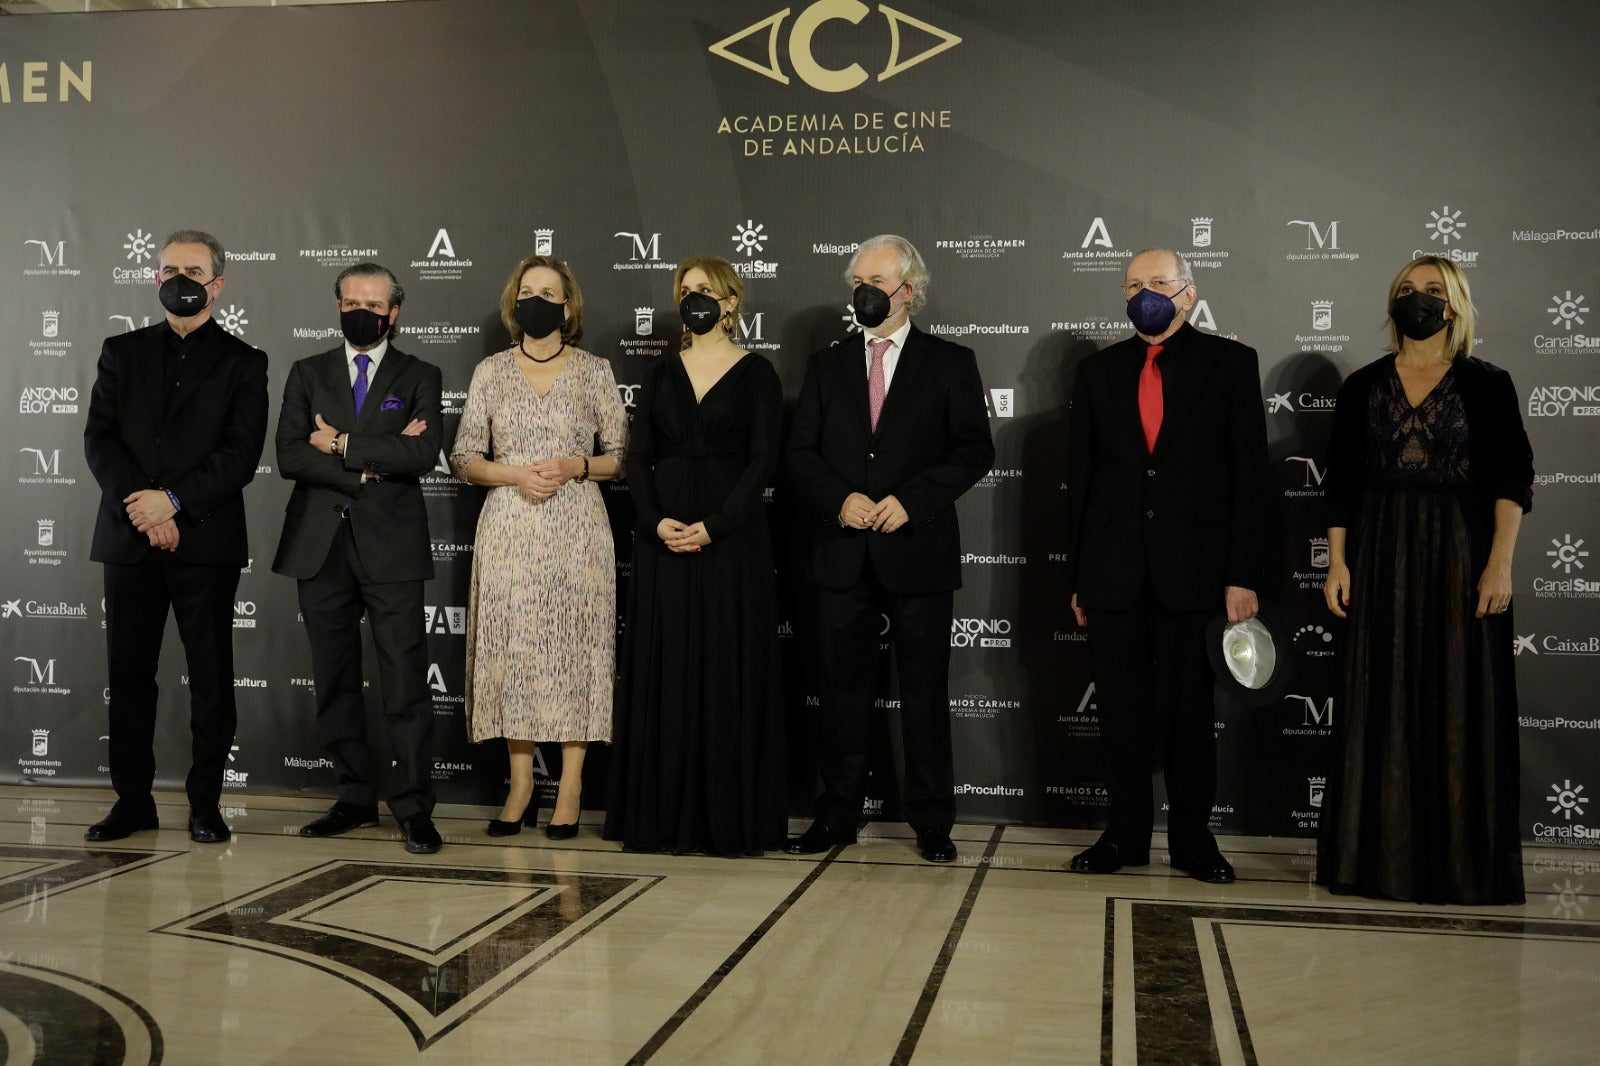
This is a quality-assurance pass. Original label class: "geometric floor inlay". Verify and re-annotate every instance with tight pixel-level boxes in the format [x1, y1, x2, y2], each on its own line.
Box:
[1102, 898, 1600, 1066]
[155, 860, 660, 1050]
[0, 844, 177, 917]
[0, 960, 163, 1066]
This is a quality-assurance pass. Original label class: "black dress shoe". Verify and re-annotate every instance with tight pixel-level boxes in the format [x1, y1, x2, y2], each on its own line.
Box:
[1068, 835, 1150, 874]
[544, 821, 580, 841]
[399, 814, 442, 854]
[299, 802, 379, 838]
[188, 807, 231, 844]
[784, 820, 856, 855]
[916, 829, 957, 863]
[85, 800, 159, 842]
[1170, 848, 1236, 884]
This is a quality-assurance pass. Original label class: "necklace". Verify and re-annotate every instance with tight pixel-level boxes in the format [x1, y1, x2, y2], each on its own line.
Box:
[520, 339, 566, 364]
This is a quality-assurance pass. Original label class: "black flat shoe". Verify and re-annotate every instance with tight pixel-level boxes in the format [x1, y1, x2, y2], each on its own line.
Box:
[916, 829, 957, 863]
[1170, 848, 1236, 884]
[299, 802, 379, 838]
[188, 807, 231, 844]
[85, 800, 159, 842]
[1068, 835, 1149, 874]
[400, 814, 442, 854]
[784, 820, 856, 855]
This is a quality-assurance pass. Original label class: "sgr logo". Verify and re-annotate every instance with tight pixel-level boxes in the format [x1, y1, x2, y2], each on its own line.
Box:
[709, 2, 962, 92]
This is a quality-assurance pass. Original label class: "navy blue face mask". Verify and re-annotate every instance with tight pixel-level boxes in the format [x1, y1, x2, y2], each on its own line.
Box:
[1126, 286, 1184, 336]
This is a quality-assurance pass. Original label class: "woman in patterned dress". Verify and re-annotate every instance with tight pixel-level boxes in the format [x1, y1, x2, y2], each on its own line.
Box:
[450, 255, 627, 840]
[1319, 256, 1533, 904]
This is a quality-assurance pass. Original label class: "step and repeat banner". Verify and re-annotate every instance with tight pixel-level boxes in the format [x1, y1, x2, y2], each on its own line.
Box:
[3, 1, 1597, 850]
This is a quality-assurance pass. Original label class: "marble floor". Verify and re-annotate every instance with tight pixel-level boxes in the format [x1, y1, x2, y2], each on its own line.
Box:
[1, 786, 1595, 1065]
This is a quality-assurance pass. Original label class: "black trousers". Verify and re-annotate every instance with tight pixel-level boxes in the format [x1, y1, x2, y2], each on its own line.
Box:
[103, 554, 242, 811]
[813, 556, 956, 835]
[1087, 583, 1217, 854]
[297, 520, 433, 820]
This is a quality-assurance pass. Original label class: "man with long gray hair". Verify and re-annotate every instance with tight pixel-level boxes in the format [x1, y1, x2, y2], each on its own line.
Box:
[787, 234, 994, 863]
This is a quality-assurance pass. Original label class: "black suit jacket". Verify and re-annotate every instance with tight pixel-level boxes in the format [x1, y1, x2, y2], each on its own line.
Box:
[787, 324, 994, 594]
[1063, 323, 1270, 612]
[271, 344, 443, 583]
[84, 319, 269, 567]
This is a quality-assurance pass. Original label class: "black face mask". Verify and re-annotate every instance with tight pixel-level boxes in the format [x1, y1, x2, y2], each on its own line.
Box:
[514, 296, 565, 340]
[852, 282, 895, 329]
[159, 274, 212, 317]
[1390, 290, 1448, 341]
[340, 307, 391, 348]
[678, 291, 723, 335]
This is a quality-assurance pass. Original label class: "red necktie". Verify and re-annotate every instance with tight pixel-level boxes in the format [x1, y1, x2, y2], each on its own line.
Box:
[1138, 345, 1164, 453]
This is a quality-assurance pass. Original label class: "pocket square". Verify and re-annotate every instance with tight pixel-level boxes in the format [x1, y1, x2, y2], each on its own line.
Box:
[379, 394, 405, 412]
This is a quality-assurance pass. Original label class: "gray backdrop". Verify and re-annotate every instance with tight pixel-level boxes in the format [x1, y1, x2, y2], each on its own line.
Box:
[3, 0, 1597, 857]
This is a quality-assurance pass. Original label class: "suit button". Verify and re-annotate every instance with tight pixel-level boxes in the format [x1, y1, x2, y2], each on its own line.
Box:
[868, 452, 875, 459]
[1146, 509, 1155, 519]
[1146, 468, 1156, 477]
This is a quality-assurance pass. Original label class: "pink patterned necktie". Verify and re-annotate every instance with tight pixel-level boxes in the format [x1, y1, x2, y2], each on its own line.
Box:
[867, 337, 891, 431]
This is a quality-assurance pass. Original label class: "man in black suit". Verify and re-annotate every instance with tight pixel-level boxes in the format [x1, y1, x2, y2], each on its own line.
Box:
[787, 234, 994, 863]
[272, 263, 444, 854]
[1062, 248, 1270, 883]
[83, 229, 269, 844]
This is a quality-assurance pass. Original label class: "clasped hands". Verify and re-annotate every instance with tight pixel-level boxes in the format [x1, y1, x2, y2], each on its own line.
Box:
[840, 492, 908, 533]
[517, 457, 582, 503]
[656, 518, 711, 553]
[124, 489, 178, 551]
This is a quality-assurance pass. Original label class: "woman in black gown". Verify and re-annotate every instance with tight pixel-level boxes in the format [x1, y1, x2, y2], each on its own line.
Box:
[603, 256, 787, 855]
[1318, 255, 1533, 904]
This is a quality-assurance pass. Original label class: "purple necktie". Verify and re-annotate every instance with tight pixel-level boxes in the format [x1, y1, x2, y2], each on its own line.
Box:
[353, 352, 371, 416]
[868, 337, 890, 431]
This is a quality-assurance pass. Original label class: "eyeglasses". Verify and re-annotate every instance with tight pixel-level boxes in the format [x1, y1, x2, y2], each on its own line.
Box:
[1124, 277, 1188, 297]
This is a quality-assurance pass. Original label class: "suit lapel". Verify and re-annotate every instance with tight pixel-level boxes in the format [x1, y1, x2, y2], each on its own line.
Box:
[841, 334, 872, 434]
[140, 327, 167, 429]
[873, 325, 926, 438]
[354, 346, 409, 432]
[1151, 335, 1202, 459]
[1111, 342, 1147, 455]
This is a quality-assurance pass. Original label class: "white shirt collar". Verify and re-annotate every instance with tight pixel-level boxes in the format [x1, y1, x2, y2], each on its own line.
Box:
[344, 337, 389, 366]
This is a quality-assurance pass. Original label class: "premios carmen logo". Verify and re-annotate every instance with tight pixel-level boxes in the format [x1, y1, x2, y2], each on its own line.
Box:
[709, 2, 960, 156]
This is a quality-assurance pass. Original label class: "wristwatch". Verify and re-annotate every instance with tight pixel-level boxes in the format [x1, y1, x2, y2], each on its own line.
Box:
[331, 433, 344, 457]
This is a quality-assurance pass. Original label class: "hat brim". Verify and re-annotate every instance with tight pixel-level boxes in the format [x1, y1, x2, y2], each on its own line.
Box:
[1205, 609, 1294, 706]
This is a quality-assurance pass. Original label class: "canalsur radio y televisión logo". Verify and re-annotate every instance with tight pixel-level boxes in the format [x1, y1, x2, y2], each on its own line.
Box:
[1417, 205, 1479, 266]
[112, 228, 158, 286]
[411, 228, 472, 281]
[217, 305, 248, 337]
[1535, 291, 1600, 355]
[1535, 534, 1598, 599]
[1535, 779, 1596, 847]
[730, 219, 779, 279]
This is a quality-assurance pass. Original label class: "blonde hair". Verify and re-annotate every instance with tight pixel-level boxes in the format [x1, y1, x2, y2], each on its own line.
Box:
[500, 254, 584, 344]
[1385, 255, 1475, 357]
[674, 256, 745, 351]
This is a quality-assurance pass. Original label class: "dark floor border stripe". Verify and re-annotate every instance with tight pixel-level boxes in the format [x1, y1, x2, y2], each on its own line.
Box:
[1100, 900, 1116, 1066]
[1212, 923, 1258, 1065]
[891, 825, 1005, 1065]
[627, 846, 844, 1063]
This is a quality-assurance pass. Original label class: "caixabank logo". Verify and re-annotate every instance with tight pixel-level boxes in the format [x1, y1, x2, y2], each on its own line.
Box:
[709, 1, 960, 157]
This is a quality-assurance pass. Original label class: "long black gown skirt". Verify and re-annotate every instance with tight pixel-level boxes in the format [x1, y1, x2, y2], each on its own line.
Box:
[604, 354, 787, 856]
[1317, 369, 1524, 904]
